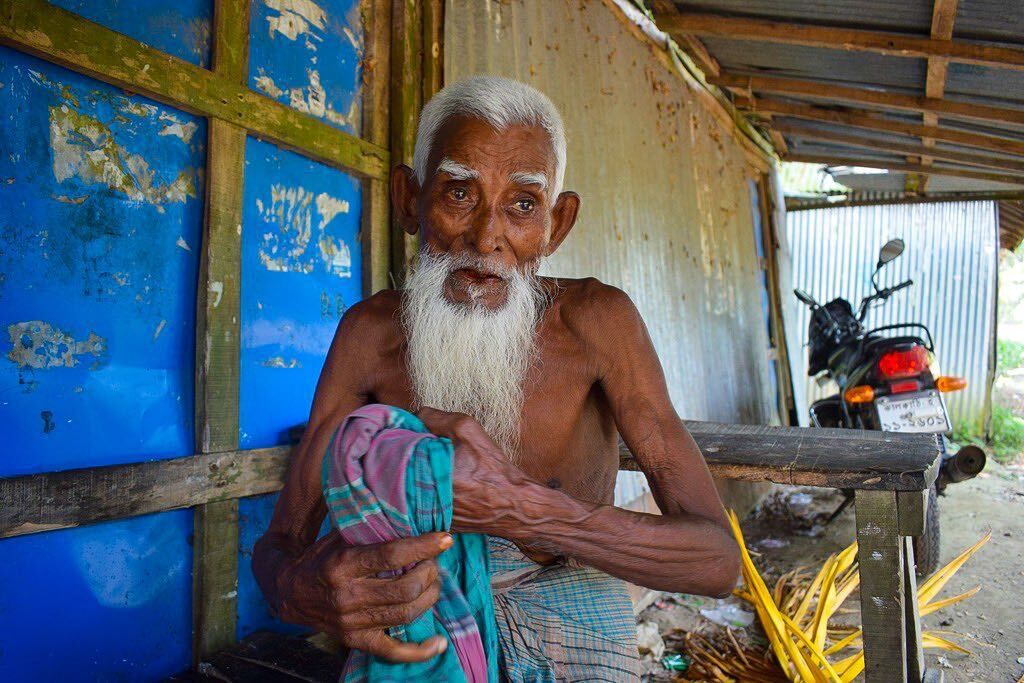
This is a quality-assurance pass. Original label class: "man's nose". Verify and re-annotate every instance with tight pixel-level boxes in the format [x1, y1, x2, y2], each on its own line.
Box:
[466, 203, 503, 254]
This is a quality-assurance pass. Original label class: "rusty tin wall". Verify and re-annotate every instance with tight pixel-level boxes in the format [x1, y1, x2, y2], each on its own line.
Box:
[786, 202, 998, 431]
[445, 0, 778, 507]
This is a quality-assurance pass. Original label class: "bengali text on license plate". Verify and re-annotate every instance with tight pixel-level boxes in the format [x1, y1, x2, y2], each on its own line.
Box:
[875, 390, 951, 433]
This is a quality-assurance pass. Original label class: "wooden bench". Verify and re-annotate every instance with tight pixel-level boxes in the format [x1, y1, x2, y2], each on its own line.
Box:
[1, 421, 941, 683]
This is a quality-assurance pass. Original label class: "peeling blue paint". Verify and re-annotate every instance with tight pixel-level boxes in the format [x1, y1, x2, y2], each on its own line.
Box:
[239, 137, 361, 450]
[49, 0, 213, 67]
[249, 0, 363, 134]
[0, 48, 204, 476]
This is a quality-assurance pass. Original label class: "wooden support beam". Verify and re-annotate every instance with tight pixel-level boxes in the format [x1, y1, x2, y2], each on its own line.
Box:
[744, 98, 1024, 158]
[855, 490, 910, 682]
[191, 0, 249, 659]
[0, 0, 388, 179]
[787, 189, 1024, 211]
[361, 0, 393, 295]
[388, 0, 423, 285]
[711, 73, 1024, 127]
[654, 11, 1024, 71]
[786, 153, 1024, 186]
[772, 121, 1024, 175]
[921, 1, 959, 175]
[0, 423, 940, 539]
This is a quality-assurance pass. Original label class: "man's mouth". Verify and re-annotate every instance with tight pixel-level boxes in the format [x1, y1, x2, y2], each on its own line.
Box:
[452, 267, 503, 285]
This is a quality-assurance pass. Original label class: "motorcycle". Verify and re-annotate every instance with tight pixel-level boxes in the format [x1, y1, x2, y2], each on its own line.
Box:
[793, 238, 986, 576]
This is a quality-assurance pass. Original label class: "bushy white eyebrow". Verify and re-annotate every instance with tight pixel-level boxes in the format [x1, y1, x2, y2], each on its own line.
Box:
[436, 158, 479, 181]
[509, 171, 548, 192]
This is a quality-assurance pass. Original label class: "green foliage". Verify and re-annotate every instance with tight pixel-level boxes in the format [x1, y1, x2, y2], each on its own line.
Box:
[996, 339, 1024, 375]
[989, 406, 1024, 464]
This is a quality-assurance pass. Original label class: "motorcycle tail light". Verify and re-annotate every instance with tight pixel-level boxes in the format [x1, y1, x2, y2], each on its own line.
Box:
[936, 376, 967, 392]
[844, 385, 875, 403]
[877, 345, 929, 379]
[890, 379, 921, 394]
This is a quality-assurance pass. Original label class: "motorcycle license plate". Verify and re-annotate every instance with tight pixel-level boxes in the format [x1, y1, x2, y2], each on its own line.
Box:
[875, 390, 951, 433]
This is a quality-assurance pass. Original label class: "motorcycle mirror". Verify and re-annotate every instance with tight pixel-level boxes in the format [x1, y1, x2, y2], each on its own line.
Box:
[794, 288, 816, 306]
[876, 238, 905, 267]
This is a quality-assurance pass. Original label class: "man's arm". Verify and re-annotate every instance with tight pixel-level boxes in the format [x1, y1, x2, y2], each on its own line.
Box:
[427, 285, 739, 596]
[252, 297, 449, 661]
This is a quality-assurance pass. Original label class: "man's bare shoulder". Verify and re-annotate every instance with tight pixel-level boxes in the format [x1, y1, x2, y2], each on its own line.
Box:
[545, 277, 646, 350]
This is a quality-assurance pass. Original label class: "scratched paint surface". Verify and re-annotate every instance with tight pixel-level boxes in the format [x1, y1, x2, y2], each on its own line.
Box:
[248, 0, 363, 134]
[0, 510, 193, 679]
[49, 0, 213, 66]
[0, 48, 204, 476]
[239, 137, 362, 449]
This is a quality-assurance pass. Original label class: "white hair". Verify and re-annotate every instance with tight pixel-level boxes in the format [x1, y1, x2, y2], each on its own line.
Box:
[412, 75, 567, 197]
[401, 251, 549, 462]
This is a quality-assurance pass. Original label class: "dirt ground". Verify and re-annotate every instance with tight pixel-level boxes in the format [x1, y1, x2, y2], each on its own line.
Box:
[637, 457, 1024, 682]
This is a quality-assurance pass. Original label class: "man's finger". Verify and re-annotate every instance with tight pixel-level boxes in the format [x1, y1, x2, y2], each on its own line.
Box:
[353, 631, 448, 663]
[349, 533, 453, 575]
[361, 558, 439, 605]
[343, 578, 442, 630]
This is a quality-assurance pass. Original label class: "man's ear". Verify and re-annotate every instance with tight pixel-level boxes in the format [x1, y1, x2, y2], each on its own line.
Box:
[545, 190, 581, 256]
[390, 164, 421, 236]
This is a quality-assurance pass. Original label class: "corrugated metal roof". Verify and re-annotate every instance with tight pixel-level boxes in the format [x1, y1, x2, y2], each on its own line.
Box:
[702, 37, 927, 90]
[656, 0, 1024, 197]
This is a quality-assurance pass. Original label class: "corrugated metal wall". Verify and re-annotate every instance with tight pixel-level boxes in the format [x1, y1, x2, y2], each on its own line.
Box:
[785, 201, 998, 430]
[445, 0, 778, 509]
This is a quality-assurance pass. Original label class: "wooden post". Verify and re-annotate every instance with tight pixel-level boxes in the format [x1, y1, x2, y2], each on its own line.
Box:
[855, 489, 909, 682]
[361, 0, 393, 295]
[192, 0, 249, 662]
[389, 0, 423, 286]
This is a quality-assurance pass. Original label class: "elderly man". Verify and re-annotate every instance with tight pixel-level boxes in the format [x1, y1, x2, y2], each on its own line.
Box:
[253, 76, 740, 680]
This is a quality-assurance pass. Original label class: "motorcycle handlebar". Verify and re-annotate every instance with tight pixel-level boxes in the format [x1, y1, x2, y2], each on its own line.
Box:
[889, 279, 913, 294]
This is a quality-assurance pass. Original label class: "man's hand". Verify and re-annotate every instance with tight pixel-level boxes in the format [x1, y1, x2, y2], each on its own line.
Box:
[274, 530, 452, 662]
[417, 407, 522, 535]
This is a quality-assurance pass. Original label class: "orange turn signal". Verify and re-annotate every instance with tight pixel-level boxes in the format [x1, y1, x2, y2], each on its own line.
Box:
[844, 385, 875, 403]
[936, 376, 967, 392]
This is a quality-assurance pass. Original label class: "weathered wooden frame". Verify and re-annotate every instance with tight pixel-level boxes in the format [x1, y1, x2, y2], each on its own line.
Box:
[0, 0, 396, 660]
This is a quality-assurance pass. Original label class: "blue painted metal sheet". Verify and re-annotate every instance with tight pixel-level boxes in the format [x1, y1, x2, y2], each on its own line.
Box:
[48, 0, 213, 67]
[238, 137, 362, 449]
[0, 510, 194, 681]
[0, 48, 204, 476]
[237, 493, 330, 639]
[248, 0, 363, 134]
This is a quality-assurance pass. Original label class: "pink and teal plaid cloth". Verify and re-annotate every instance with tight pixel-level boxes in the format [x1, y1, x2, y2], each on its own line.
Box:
[322, 404, 498, 683]
[322, 404, 640, 682]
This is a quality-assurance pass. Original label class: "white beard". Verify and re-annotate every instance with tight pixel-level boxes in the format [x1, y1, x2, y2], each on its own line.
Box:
[401, 251, 548, 462]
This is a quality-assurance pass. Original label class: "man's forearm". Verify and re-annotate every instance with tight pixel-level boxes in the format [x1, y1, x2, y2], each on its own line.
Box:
[482, 479, 739, 596]
[252, 532, 302, 616]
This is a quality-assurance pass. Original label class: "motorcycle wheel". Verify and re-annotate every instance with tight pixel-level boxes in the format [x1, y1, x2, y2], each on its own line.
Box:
[912, 485, 940, 578]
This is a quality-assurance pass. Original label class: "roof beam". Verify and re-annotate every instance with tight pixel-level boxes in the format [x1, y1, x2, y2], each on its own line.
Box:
[772, 121, 1024, 174]
[785, 154, 1024, 185]
[711, 73, 1024, 127]
[647, 0, 721, 79]
[654, 11, 1024, 71]
[743, 98, 1024, 158]
[920, 0, 960, 179]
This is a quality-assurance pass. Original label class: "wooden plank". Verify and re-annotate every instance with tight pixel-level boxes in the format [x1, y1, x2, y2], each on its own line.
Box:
[361, 0, 393, 295]
[170, 631, 348, 682]
[212, 0, 249, 83]
[0, 446, 291, 539]
[903, 536, 926, 681]
[0, 422, 941, 539]
[771, 121, 1024, 175]
[787, 189, 1024, 211]
[0, 0, 388, 179]
[422, 0, 444, 100]
[897, 489, 928, 536]
[921, 0, 959, 165]
[710, 73, 1024, 127]
[855, 489, 909, 683]
[654, 11, 1024, 71]
[192, 499, 239, 660]
[785, 154, 1024, 186]
[389, 0, 422, 286]
[744, 98, 1024, 158]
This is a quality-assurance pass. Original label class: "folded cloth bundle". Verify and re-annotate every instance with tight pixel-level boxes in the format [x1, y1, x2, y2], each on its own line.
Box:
[322, 404, 498, 683]
[322, 404, 640, 682]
